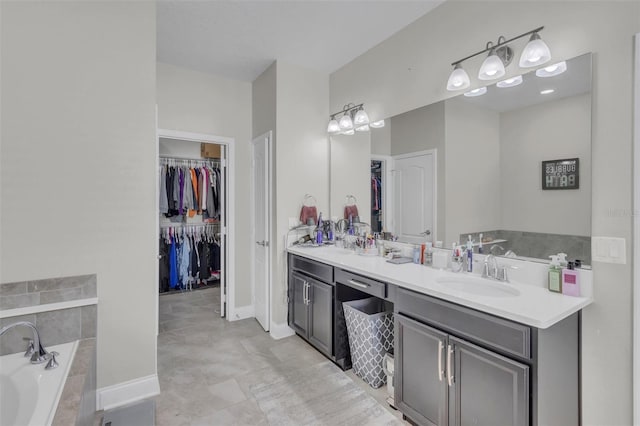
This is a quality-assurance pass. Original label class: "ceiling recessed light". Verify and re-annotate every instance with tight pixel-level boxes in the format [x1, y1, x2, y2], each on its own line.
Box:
[464, 87, 488, 97]
[540, 89, 555, 95]
[536, 61, 567, 78]
[496, 75, 523, 88]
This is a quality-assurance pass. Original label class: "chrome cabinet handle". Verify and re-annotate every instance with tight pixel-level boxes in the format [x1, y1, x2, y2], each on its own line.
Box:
[447, 344, 454, 387]
[437, 340, 444, 382]
[348, 279, 370, 289]
[303, 282, 308, 305]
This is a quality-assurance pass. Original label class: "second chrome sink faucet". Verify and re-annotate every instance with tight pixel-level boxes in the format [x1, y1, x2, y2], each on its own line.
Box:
[482, 254, 509, 282]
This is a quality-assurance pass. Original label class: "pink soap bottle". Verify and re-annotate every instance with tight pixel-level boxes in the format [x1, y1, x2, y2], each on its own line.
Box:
[562, 261, 581, 297]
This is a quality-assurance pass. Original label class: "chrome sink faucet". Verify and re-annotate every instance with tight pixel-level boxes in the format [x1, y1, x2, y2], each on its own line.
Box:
[0, 321, 58, 369]
[482, 254, 509, 282]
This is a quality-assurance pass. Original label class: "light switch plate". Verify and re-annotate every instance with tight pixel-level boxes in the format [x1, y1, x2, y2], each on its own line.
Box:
[288, 217, 300, 229]
[592, 236, 627, 264]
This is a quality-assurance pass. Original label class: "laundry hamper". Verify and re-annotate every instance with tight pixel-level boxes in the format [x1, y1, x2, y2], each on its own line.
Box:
[342, 297, 394, 388]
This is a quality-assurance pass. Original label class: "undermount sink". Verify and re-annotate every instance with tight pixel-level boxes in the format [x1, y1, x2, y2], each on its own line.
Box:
[435, 275, 521, 297]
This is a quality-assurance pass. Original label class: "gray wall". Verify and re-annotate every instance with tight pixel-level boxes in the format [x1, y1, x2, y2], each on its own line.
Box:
[1, 2, 157, 389]
[330, 2, 640, 423]
[445, 97, 502, 246]
[501, 93, 591, 236]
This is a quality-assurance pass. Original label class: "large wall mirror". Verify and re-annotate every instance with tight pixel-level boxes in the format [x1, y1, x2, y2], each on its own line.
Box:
[331, 53, 592, 265]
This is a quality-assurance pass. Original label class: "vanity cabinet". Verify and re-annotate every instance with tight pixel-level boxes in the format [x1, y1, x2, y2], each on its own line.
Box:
[396, 314, 529, 426]
[288, 255, 334, 357]
[396, 287, 577, 426]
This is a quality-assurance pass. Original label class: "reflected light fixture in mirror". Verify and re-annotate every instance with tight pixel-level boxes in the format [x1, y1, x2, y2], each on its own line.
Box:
[327, 119, 341, 134]
[354, 108, 370, 127]
[338, 113, 353, 130]
[497, 75, 523, 88]
[447, 26, 551, 90]
[327, 103, 384, 136]
[356, 124, 370, 132]
[464, 87, 487, 97]
[519, 32, 551, 67]
[370, 119, 385, 128]
[536, 61, 567, 77]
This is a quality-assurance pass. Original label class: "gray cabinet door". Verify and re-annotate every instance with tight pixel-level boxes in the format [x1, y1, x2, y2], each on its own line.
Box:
[449, 336, 529, 426]
[289, 272, 308, 337]
[396, 314, 448, 426]
[308, 279, 333, 357]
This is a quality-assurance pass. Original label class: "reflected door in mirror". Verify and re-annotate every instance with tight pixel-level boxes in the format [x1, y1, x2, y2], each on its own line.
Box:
[392, 151, 436, 244]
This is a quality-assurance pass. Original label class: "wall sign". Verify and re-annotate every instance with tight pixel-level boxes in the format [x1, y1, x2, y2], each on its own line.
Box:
[542, 158, 579, 190]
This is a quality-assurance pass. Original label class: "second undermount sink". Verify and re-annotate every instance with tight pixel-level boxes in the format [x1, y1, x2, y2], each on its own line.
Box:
[435, 275, 521, 297]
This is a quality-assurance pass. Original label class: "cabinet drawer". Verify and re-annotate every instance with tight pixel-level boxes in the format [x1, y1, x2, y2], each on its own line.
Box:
[397, 287, 531, 359]
[290, 255, 334, 284]
[335, 269, 387, 298]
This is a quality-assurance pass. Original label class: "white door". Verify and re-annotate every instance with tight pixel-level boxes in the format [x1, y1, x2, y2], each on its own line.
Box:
[392, 150, 436, 244]
[218, 147, 227, 318]
[252, 133, 271, 331]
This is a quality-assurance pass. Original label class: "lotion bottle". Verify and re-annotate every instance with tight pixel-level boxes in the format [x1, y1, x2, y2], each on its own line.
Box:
[548, 255, 562, 293]
[562, 261, 581, 297]
[466, 235, 473, 272]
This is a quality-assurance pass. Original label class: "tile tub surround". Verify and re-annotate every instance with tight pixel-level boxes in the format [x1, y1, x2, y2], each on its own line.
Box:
[53, 338, 97, 426]
[0, 274, 97, 310]
[0, 305, 97, 355]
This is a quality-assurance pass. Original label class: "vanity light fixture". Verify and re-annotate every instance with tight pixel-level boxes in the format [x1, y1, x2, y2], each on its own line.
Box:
[328, 103, 382, 135]
[540, 89, 555, 95]
[536, 61, 567, 77]
[463, 87, 487, 97]
[497, 75, 523, 88]
[447, 26, 550, 90]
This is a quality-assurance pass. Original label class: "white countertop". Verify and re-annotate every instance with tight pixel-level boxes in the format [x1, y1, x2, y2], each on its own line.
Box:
[288, 245, 593, 329]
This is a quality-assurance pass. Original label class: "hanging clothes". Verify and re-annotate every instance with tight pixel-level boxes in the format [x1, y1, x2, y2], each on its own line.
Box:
[169, 235, 178, 289]
[159, 165, 169, 214]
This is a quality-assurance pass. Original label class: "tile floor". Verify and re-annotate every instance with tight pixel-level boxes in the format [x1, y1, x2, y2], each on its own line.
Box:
[154, 287, 405, 425]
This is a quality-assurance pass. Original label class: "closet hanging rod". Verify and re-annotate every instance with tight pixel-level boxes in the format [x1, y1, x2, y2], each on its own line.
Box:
[159, 155, 221, 162]
[159, 222, 220, 228]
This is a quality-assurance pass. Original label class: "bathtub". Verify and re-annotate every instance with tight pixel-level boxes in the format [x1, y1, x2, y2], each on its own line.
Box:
[0, 340, 78, 426]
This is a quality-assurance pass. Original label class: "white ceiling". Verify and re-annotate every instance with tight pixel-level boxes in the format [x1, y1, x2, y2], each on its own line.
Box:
[157, 1, 443, 82]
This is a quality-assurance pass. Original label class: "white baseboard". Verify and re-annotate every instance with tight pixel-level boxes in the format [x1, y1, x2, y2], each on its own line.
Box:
[97, 374, 160, 411]
[230, 304, 254, 321]
[270, 322, 295, 340]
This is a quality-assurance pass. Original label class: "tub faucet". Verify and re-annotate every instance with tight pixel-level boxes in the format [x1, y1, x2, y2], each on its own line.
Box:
[0, 321, 52, 365]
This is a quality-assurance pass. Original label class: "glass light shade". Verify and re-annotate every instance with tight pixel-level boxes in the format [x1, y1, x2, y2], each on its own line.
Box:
[446, 65, 470, 91]
[519, 33, 551, 68]
[370, 120, 385, 128]
[343, 129, 355, 136]
[338, 114, 353, 130]
[355, 124, 370, 132]
[496, 75, 523, 88]
[535, 61, 567, 77]
[327, 119, 341, 134]
[353, 109, 370, 126]
[478, 52, 506, 80]
[463, 87, 487, 97]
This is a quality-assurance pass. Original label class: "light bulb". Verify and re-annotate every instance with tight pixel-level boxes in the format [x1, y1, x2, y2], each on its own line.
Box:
[370, 120, 385, 128]
[519, 33, 551, 68]
[496, 75, 523, 88]
[464, 87, 487, 97]
[446, 64, 470, 91]
[338, 114, 353, 130]
[535, 61, 567, 77]
[353, 109, 370, 126]
[327, 119, 341, 134]
[478, 50, 506, 80]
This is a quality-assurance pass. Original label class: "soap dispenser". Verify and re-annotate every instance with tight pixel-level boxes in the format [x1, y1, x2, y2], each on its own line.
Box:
[548, 255, 562, 293]
[562, 261, 581, 297]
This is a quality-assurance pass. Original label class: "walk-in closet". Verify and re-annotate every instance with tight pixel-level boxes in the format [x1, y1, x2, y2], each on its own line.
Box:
[371, 159, 384, 233]
[158, 137, 228, 320]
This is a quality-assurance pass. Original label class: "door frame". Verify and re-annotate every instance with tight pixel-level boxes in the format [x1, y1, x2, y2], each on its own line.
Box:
[633, 32, 639, 426]
[371, 154, 393, 233]
[390, 148, 438, 243]
[250, 131, 273, 332]
[156, 128, 237, 322]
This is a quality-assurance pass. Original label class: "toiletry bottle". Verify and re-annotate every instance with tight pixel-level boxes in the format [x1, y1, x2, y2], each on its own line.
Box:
[316, 213, 324, 245]
[562, 261, 581, 297]
[347, 214, 354, 235]
[466, 235, 473, 272]
[420, 243, 426, 264]
[478, 234, 484, 254]
[558, 253, 568, 268]
[424, 242, 433, 266]
[548, 255, 562, 293]
[413, 246, 421, 264]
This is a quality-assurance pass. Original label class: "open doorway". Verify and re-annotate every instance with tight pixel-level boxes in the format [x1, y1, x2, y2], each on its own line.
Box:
[156, 129, 236, 333]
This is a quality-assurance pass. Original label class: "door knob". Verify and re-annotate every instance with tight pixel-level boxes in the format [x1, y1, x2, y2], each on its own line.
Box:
[256, 241, 269, 247]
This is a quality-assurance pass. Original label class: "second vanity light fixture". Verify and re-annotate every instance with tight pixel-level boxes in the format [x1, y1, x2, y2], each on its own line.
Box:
[446, 26, 551, 91]
[327, 103, 385, 135]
